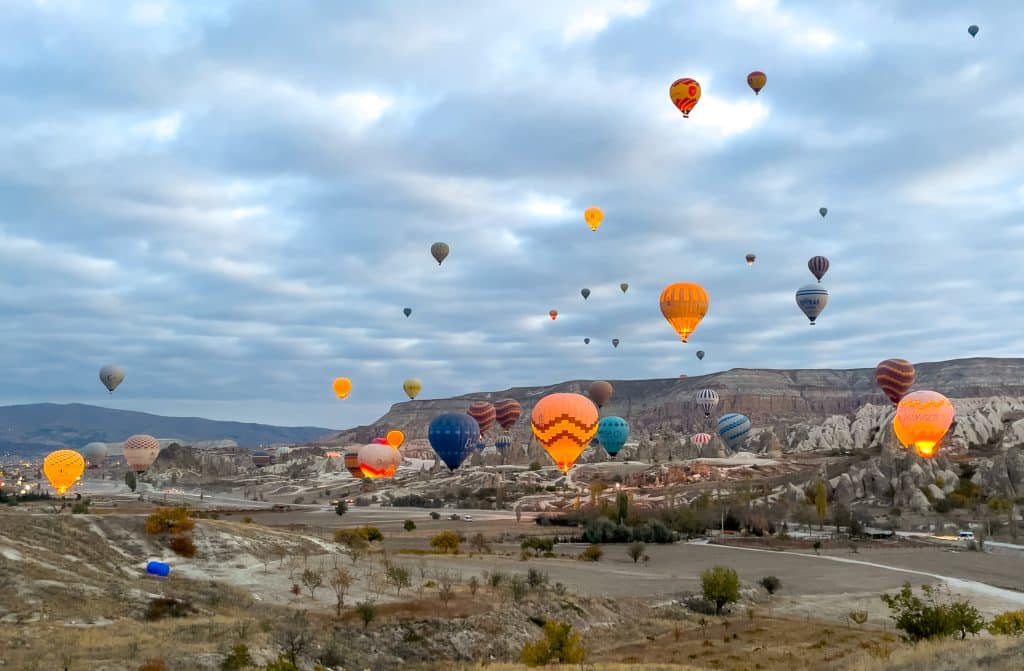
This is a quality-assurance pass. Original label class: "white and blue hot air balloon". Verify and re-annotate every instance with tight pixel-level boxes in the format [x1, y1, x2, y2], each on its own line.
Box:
[717, 413, 752, 452]
[695, 389, 720, 418]
[796, 284, 829, 325]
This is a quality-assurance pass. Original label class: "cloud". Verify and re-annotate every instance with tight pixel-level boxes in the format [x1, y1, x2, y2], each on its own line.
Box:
[1, 0, 1023, 430]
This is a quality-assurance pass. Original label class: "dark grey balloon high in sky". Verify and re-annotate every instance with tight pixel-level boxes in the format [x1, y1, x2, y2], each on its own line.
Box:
[0, 1, 1019, 428]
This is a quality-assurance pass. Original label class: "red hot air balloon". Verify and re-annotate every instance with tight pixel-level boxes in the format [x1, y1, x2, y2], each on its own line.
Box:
[747, 71, 767, 95]
[467, 401, 497, 437]
[549, 310, 558, 320]
[876, 359, 916, 404]
[494, 399, 522, 431]
[692, 432, 712, 445]
[808, 256, 830, 282]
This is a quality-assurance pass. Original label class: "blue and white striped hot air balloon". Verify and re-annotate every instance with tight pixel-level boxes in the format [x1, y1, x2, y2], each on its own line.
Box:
[717, 413, 752, 452]
[796, 284, 829, 325]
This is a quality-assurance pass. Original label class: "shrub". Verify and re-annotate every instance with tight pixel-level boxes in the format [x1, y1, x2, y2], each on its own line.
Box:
[242, 516, 253, 524]
[170, 534, 197, 557]
[404, 519, 416, 532]
[628, 541, 646, 563]
[933, 498, 955, 513]
[468, 575, 480, 595]
[579, 544, 603, 562]
[71, 498, 91, 514]
[334, 500, 348, 516]
[759, 576, 781, 595]
[220, 643, 253, 670]
[144, 597, 195, 621]
[265, 657, 300, 671]
[701, 566, 740, 616]
[881, 583, 985, 641]
[469, 532, 491, 554]
[429, 511, 441, 520]
[356, 600, 377, 629]
[988, 610, 1024, 636]
[508, 575, 529, 604]
[145, 507, 195, 536]
[520, 620, 586, 666]
[521, 536, 556, 556]
[848, 610, 868, 627]
[529, 462, 542, 471]
[430, 530, 461, 554]
[527, 568, 549, 589]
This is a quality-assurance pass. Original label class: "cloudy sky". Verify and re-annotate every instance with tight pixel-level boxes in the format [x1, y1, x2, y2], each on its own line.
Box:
[1, 0, 1021, 429]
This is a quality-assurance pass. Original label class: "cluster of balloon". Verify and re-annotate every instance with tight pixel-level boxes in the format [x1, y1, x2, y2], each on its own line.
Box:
[123, 434, 161, 473]
[332, 377, 352, 400]
[745, 254, 756, 267]
[611, 338, 620, 348]
[696, 388, 719, 419]
[358, 438, 402, 478]
[530, 393, 600, 473]
[968, 24, 979, 38]
[549, 310, 558, 321]
[467, 401, 497, 438]
[99, 364, 125, 394]
[596, 416, 630, 458]
[343, 451, 365, 478]
[43, 449, 85, 495]
[692, 432, 712, 446]
[796, 284, 829, 325]
[403, 307, 412, 318]
[808, 256, 830, 283]
[894, 390, 955, 459]
[696, 350, 705, 361]
[430, 242, 449, 266]
[875, 359, 916, 404]
[660, 282, 709, 343]
[403, 377, 422, 400]
[717, 413, 752, 452]
[584, 207, 603, 231]
[81, 442, 108, 468]
[588, 380, 613, 409]
[428, 413, 480, 471]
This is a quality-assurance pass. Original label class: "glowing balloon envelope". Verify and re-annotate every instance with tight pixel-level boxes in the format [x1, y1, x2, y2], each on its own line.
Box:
[696, 388, 719, 417]
[745, 253, 756, 267]
[808, 256, 830, 282]
[597, 416, 630, 456]
[795, 284, 829, 325]
[717, 413, 752, 452]
[386, 429, 405, 449]
[428, 413, 480, 471]
[531, 393, 600, 473]
[588, 380, 613, 408]
[494, 398, 522, 431]
[581, 288, 590, 300]
[968, 24, 979, 37]
[431, 242, 449, 265]
[332, 377, 352, 399]
[584, 207, 603, 231]
[747, 70, 767, 95]
[669, 78, 702, 117]
[43, 449, 85, 495]
[123, 434, 161, 473]
[358, 443, 401, 478]
[876, 359, 916, 405]
[895, 390, 954, 458]
[660, 282, 709, 343]
[99, 364, 125, 393]
[403, 377, 422, 400]
[549, 309, 558, 320]
[467, 401, 497, 436]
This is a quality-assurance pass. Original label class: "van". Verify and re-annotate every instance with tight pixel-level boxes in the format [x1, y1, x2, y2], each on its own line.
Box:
[958, 530, 975, 541]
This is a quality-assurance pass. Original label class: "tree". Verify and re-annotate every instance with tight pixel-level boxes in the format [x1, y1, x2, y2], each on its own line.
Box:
[701, 566, 740, 616]
[403, 519, 416, 532]
[273, 612, 313, 665]
[814, 479, 828, 530]
[988, 497, 1016, 540]
[520, 620, 586, 666]
[880, 583, 984, 642]
[430, 530, 461, 554]
[125, 471, 137, 492]
[469, 532, 491, 554]
[436, 569, 459, 609]
[988, 610, 1024, 636]
[758, 576, 781, 595]
[386, 564, 411, 596]
[334, 500, 348, 517]
[328, 568, 353, 616]
[616, 491, 629, 524]
[848, 610, 868, 628]
[300, 568, 323, 599]
[948, 600, 985, 640]
[468, 575, 480, 595]
[145, 507, 195, 536]
[628, 541, 646, 564]
[355, 601, 377, 630]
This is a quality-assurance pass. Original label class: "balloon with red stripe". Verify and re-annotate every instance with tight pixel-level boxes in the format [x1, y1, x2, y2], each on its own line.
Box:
[876, 358, 916, 404]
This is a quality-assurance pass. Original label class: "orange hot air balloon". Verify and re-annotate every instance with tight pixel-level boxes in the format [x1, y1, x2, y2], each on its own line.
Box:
[549, 310, 558, 320]
[43, 449, 85, 495]
[669, 78, 701, 117]
[895, 390, 955, 458]
[386, 429, 405, 449]
[343, 451, 365, 478]
[530, 393, 599, 474]
[584, 207, 604, 231]
[747, 70, 767, 95]
[660, 282, 709, 343]
[332, 377, 352, 399]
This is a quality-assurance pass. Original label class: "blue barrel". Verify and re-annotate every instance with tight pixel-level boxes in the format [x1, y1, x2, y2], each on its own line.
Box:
[146, 561, 170, 577]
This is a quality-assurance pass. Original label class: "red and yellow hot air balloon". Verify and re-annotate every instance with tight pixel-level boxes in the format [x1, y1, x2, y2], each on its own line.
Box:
[747, 70, 767, 95]
[332, 377, 352, 399]
[123, 434, 161, 473]
[549, 309, 558, 321]
[660, 282, 709, 343]
[894, 390, 955, 458]
[669, 78, 701, 117]
[358, 442, 401, 478]
[530, 393, 599, 474]
[584, 207, 603, 231]
[43, 449, 86, 495]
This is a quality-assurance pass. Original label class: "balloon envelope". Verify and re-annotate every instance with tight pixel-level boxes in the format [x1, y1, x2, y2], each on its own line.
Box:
[343, 451, 365, 478]
[386, 429, 405, 449]
[146, 561, 170, 577]
[876, 359, 915, 404]
[584, 207, 603, 231]
[581, 288, 590, 300]
[895, 391, 954, 458]
[597, 416, 630, 456]
[332, 377, 352, 399]
[620, 283, 629, 293]
[583, 337, 590, 344]
[696, 388, 720, 417]
[968, 24, 979, 37]
[358, 443, 400, 478]
[43, 449, 85, 495]
[717, 413, 752, 452]
[81, 442, 108, 467]
[819, 207, 828, 218]
[428, 413, 479, 471]
[431, 242, 449, 265]
[531, 393, 599, 473]
[808, 256, 830, 282]
[467, 401, 497, 436]
[99, 364, 125, 393]
[494, 398, 522, 431]
[692, 432, 712, 445]
[660, 282, 709, 343]
[495, 434, 513, 451]
[588, 380, 613, 408]
[747, 70, 767, 94]
[669, 77, 701, 117]
[696, 350, 705, 360]
[745, 254, 756, 266]
[796, 284, 829, 324]
[123, 434, 161, 473]
[611, 338, 620, 348]
[402, 377, 422, 400]
[403, 307, 412, 317]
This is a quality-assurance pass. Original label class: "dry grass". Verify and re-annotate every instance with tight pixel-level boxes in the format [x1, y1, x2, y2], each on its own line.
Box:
[841, 635, 1024, 671]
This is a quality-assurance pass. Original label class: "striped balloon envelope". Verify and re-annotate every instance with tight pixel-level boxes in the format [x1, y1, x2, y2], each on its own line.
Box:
[467, 401, 497, 436]
[808, 256, 830, 282]
[692, 432, 712, 445]
[494, 398, 522, 431]
[531, 393, 599, 473]
[495, 434, 513, 451]
[795, 284, 829, 324]
[343, 451, 365, 478]
[717, 413, 752, 452]
[695, 388, 719, 417]
[876, 359, 915, 405]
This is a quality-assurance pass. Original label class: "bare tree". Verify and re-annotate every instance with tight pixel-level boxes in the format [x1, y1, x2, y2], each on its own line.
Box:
[274, 543, 288, 568]
[329, 568, 353, 616]
[301, 567, 323, 599]
[368, 568, 389, 599]
[274, 611, 313, 665]
[436, 570, 460, 610]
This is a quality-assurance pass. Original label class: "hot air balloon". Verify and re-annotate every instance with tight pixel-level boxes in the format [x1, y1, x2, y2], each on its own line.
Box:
[808, 256, 830, 282]
[747, 70, 767, 95]
[531, 393, 599, 473]
[584, 337, 590, 344]
[660, 282, 709, 343]
[745, 254, 756, 267]
[796, 284, 829, 325]
[584, 207, 603, 232]
[696, 350, 705, 361]
[343, 451, 365, 478]
[495, 434, 513, 451]
[620, 283, 629, 294]
[669, 77, 701, 117]
[549, 310, 558, 320]
[494, 398, 522, 431]
[717, 413, 752, 452]
[403, 377, 422, 400]
[467, 401, 497, 437]
[876, 359, 916, 405]
[895, 391, 955, 458]
[692, 432, 712, 445]
[123, 434, 161, 473]
[588, 380, 613, 408]
[611, 338, 620, 348]
[403, 307, 412, 318]
[43, 449, 85, 495]
[358, 443, 401, 478]
[99, 364, 125, 393]
[431, 242, 449, 265]
[81, 442, 108, 468]
[386, 429, 405, 449]
[819, 207, 828, 218]
[597, 416, 630, 457]
[581, 288, 590, 300]
[696, 389, 719, 418]
[428, 413, 479, 471]
[968, 24, 979, 37]
[332, 377, 352, 399]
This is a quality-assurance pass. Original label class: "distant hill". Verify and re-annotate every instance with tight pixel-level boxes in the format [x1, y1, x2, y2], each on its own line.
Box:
[0, 403, 336, 457]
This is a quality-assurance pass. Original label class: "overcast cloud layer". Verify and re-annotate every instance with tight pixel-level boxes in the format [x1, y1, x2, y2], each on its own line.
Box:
[1, 0, 1022, 429]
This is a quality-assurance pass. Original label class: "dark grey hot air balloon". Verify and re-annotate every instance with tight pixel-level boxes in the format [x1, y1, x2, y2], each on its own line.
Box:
[611, 338, 620, 348]
[403, 307, 412, 317]
[430, 242, 449, 265]
[620, 283, 629, 293]
[81, 442, 108, 468]
[584, 337, 590, 344]
[696, 350, 705, 360]
[581, 288, 590, 300]
[819, 207, 828, 218]
[968, 24, 979, 38]
[99, 365, 125, 393]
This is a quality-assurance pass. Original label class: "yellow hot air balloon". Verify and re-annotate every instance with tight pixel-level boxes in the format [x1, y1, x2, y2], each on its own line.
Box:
[332, 377, 352, 399]
[531, 393, 599, 474]
[386, 429, 405, 449]
[895, 390, 955, 458]
[43, 449, 85, 495]
[584, 207, 603, 232]
[659, 282, 709, 343]
[402, 377, 422, 400]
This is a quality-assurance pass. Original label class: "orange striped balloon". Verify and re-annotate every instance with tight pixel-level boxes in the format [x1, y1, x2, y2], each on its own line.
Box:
[876, 358, 915, 404]
[467, 401, 496, 436]
[531, 393, 599, 474]
[494, 398, 522, 431]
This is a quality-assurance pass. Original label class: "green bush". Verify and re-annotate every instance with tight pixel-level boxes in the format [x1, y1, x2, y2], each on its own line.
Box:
[579, 544, 603, 562]
[988, 610, 1024, 636]
[881, 583, 985, 641]
[430, 530, 461, 554]
[521, 620, 585, 666]
[759, 576, 781, 595]
[521, 536, 556, 556]
[403, 519, 416, 532]
[334, 500, 348, 516]
[220, 644, 253, 670]
[701, 566, 740, 615]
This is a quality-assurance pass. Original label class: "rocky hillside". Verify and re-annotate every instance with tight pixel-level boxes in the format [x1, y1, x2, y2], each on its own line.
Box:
[320, 357, 1024, 447]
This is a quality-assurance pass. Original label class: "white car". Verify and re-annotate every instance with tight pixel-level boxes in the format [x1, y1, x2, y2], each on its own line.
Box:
[463, 515, 473, 521]
[958, 530, 975, 541]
